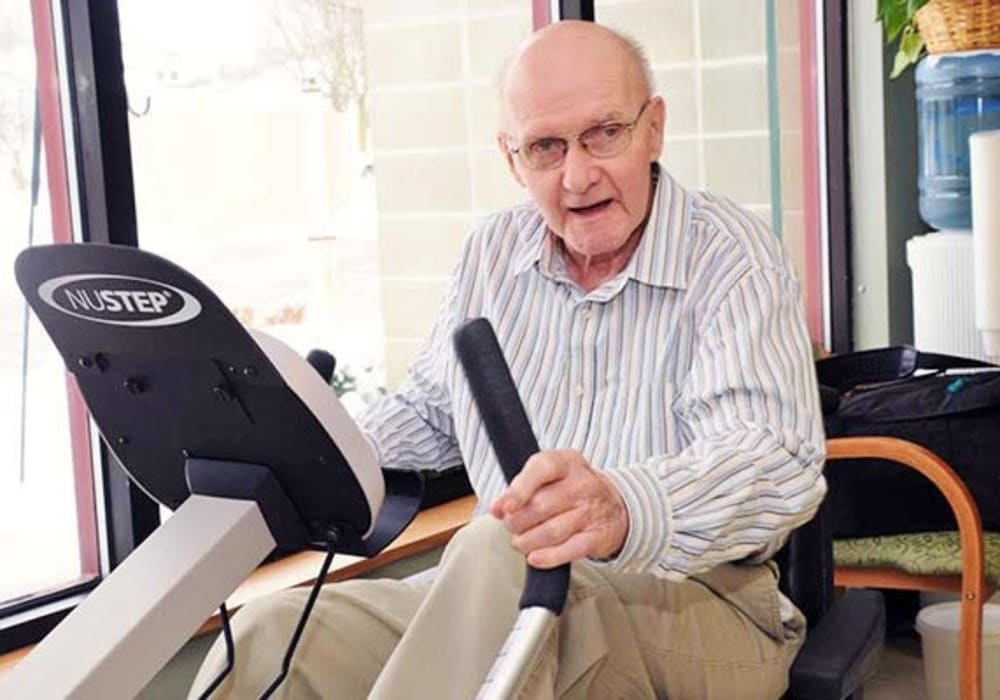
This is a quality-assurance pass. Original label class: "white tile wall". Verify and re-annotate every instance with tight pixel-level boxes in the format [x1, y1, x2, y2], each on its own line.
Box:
[468, 12, 533, 79]
[380, 278, 451, 338]
[472, 148, 528, 213]
[366, 22, 464, 87]
[662, 138, 703, 190]
[598, 0, 696, 63]
[655, 67, 699, 136]
[469, 84, 506, 146]
[698, 0, 767, 60]
[701, 62, 770, 132]
[364, 0, 464, 26]
[703, 135, 771, 205]
[376, 216, 473, 277]
[374, 152, 474, 213]
[364, 8, 533, 386]
[372, 87, 468, 150]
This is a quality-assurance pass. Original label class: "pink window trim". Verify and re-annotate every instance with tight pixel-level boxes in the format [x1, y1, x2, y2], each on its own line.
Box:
[532, 0, 551, 29]
[798, 0, 825, 346]
[30, 0, 100, 579]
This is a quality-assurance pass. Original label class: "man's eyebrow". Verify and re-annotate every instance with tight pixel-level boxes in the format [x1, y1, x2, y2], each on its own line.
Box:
[522, 111, 630, 142]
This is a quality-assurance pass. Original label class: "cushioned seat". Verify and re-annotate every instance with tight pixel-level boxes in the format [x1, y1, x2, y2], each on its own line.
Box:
[835, 531, 1000, 589]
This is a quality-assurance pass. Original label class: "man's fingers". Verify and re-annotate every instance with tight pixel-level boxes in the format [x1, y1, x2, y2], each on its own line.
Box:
[510, 507, 583, 554]
[525, 531, 596, 569]
[491, 452, 567, 518]
[502, 482, 570, 533]
[506, 453, 565, 501]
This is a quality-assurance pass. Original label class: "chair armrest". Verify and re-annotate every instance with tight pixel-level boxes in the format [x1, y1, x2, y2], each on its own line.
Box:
[785, 589, 885, 700]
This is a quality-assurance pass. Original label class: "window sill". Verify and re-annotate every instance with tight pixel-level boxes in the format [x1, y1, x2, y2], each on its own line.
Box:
[0, 495, 477, 677]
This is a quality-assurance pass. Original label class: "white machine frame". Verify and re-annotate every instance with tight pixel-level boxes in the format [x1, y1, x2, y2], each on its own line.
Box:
[1, 496, 275, 698]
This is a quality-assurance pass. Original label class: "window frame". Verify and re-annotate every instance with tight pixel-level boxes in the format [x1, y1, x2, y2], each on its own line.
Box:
[0, 0, 158, 654]
[58, 0, 161, 569]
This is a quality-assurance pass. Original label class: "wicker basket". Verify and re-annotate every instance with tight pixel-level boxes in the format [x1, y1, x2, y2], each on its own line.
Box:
[916, 0, 1000, 53]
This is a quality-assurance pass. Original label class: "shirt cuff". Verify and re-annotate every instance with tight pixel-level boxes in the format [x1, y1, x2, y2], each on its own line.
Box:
[590, 465, 673, 574]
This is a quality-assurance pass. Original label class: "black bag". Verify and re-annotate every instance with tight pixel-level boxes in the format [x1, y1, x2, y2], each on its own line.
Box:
[817, 346, 1000, 537]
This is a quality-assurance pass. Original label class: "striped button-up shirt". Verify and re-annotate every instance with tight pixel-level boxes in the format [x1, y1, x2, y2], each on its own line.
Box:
[360, 166, 826, 580]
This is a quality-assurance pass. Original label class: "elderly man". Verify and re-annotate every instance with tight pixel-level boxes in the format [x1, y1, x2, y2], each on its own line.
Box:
[190, 19, 825, 700]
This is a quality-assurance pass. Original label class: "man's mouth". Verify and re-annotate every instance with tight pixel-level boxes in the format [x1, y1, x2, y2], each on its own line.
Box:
[567, 199, 613, 216]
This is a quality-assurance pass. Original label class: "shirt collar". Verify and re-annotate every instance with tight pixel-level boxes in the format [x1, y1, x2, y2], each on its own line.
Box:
[512, 163, 690, 291]
[623, 165, 689, 290]
[512, 209, 549, 276]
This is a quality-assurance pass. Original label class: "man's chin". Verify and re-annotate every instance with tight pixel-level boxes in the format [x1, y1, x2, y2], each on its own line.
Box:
[560, 226, 633, 259]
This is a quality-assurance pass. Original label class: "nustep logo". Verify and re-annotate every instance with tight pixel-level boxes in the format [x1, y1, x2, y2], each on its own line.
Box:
[38, 274, 202, 327]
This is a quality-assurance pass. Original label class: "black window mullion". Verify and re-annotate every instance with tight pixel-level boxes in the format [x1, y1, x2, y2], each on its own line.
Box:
[62, 0, 137, 247]
[823, 0, 853, 353]
[558, 0, 594, 21]
[60, 0, 158, 566]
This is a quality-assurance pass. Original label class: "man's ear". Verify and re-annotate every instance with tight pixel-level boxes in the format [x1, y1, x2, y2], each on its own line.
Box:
[645, 96, 667, 161]
[497, 133, 526, 187]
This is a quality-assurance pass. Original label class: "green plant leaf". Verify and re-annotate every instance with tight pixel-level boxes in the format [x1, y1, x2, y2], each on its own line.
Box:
[890, 49, 910, 79]
[878, 0, 911, 41]
[890, 25, 925, 79]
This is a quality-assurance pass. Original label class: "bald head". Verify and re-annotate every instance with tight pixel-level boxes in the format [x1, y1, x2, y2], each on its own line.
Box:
[499, 21, 653, 127]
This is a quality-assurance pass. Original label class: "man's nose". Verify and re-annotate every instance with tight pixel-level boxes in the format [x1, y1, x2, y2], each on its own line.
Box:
[560, 141, 600, 194]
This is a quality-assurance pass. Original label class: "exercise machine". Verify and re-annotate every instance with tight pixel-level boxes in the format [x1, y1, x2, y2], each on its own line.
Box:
[1, 244, 568, 699]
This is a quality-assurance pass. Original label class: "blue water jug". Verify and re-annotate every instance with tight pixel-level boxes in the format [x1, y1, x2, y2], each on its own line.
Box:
[916, 50, 1000, 231]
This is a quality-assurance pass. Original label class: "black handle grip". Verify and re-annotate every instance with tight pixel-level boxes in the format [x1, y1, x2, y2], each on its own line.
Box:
[453, 318, 570, 615]
[306, 349, 337, 383]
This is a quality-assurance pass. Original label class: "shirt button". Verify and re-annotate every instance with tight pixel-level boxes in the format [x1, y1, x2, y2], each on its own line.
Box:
[575, 384, 585, 396]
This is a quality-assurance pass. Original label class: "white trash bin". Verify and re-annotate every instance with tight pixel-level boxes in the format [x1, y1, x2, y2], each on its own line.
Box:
[916, 601, 1000, 699]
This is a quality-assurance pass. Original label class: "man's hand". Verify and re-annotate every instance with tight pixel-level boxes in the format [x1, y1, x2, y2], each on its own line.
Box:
[489, 449, 629, 568]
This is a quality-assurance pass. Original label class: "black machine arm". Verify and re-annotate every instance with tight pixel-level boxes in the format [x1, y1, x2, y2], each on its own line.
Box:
[453, 317, 570, 614]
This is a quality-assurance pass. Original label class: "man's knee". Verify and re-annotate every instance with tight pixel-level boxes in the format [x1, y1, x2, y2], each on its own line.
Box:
[433, 516, 526, 594]
[231, 588, 311, 646]
[191, 582, 404, 699]
[448, 515, 512, 553]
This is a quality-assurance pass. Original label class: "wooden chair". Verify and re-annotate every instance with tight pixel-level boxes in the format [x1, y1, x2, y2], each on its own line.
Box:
[826, 436, 993, 700]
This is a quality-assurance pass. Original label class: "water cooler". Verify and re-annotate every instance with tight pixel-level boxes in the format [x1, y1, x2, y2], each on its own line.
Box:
[906, 50, 1000, 361]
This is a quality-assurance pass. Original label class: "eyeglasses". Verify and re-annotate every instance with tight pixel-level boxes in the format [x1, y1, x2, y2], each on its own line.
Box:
[505, 99, 652, 171]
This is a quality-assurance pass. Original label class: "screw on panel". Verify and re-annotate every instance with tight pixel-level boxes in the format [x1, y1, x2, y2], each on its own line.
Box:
[213, 385, 233, 403]
[241, 366, 257, 378]
[123, 378, 145, 395]
[78, 354, 109, 373]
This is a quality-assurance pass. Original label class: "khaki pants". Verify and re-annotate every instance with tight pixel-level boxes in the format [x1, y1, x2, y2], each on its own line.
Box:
[189, 517, 804, 699]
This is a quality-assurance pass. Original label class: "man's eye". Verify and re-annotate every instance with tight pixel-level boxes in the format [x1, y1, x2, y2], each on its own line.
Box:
[594, 123, 625, 141]
[529, 138, 563, 154]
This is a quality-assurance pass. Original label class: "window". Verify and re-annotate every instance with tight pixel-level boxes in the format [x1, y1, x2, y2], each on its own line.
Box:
[117, 0, 534, 401]
[0, 1, 99, 618]
[118, 0, 383, 415]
